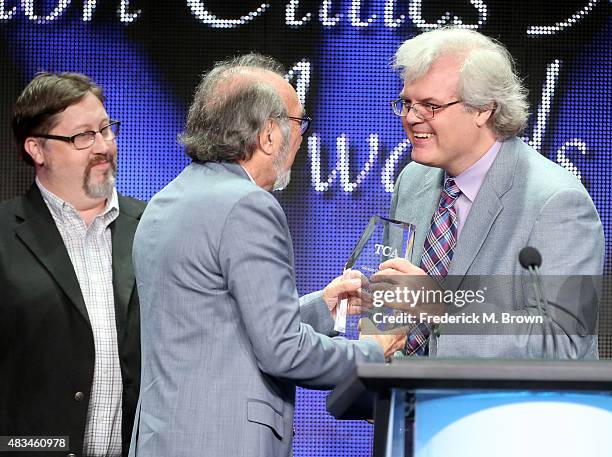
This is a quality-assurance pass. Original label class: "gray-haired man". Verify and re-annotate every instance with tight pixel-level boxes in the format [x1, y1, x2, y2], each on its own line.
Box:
[129, 54, 405, 457]
[382, 28, 603, 359]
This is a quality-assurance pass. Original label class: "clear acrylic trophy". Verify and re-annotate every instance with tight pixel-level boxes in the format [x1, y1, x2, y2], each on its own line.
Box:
[334, 216, 416, 333]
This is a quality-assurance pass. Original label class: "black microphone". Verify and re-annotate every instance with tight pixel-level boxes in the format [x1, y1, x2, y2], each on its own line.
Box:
[519, 246, 557, 358]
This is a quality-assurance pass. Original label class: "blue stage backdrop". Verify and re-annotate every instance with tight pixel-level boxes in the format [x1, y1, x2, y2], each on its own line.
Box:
[1, 1, 611, 455]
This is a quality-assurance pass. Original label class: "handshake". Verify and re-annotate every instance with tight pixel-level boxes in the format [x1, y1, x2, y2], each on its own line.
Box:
[322, 258, 443, 358]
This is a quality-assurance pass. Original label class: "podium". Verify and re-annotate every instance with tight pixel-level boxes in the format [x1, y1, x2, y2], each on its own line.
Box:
[327, 359, 612, 457]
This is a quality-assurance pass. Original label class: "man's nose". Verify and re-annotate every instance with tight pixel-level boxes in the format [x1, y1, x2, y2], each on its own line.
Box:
[91, 131, 113, 154]
[404, 105, 423, 124]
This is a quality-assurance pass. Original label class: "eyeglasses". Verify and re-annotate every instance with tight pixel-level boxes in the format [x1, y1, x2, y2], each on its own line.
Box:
[287, 115, 312, 135]
[390, 100, 462, 120]
[32, 120, 121, 150]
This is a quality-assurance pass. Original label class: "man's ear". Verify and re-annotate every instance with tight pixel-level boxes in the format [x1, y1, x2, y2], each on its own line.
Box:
[24, 138, 45, 166]
[258, 119, 278, 156]
[475, 106, 494, 128]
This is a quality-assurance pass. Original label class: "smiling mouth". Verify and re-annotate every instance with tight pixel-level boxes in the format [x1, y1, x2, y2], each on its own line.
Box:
[413, 132, 434, 139]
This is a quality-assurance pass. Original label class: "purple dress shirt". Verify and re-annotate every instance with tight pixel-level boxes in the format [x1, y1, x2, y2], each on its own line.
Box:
[450, 141, 502, 239]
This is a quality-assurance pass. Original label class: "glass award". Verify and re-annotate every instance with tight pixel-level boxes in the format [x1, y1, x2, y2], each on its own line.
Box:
[334, 216, 416, 333]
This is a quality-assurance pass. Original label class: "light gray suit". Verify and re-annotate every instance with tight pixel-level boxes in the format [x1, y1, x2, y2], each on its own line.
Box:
[390, 137, 604, 358]
[129, 161, 384, 457]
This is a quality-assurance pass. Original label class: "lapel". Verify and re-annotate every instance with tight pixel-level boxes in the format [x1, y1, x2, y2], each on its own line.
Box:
[445, 139, 519, 288]
[14, 185, 91, 327]
[410, 168, 444, 265]
[111, 195, 143, 344]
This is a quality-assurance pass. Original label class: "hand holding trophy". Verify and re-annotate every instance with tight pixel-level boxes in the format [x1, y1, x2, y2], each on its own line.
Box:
[334, 216, 416, 334]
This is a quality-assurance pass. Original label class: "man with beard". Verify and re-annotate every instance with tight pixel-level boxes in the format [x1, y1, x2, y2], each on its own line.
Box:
[129, 54, 405, 457]
[0, 72, 145, 457]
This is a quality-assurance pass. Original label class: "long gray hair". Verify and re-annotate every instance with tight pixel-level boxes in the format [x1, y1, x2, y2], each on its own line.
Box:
[394, 28, 529, 139]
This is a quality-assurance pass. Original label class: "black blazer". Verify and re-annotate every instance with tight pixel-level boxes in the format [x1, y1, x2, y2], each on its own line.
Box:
[0, 185, 145, 457]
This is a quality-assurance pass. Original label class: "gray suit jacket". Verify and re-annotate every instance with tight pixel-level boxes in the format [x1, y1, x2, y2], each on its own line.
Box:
[390, 137, 604, 359]
[129, 161, 384, 457]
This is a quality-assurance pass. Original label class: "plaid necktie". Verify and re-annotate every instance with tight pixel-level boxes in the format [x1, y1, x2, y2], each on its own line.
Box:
[405, 177, 461, 355]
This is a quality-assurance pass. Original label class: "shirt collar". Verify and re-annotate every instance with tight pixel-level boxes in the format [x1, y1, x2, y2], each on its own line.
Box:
[450, 141, 502, 203]
[240, 165, 257, 184]
[36, 176, 119, 224]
